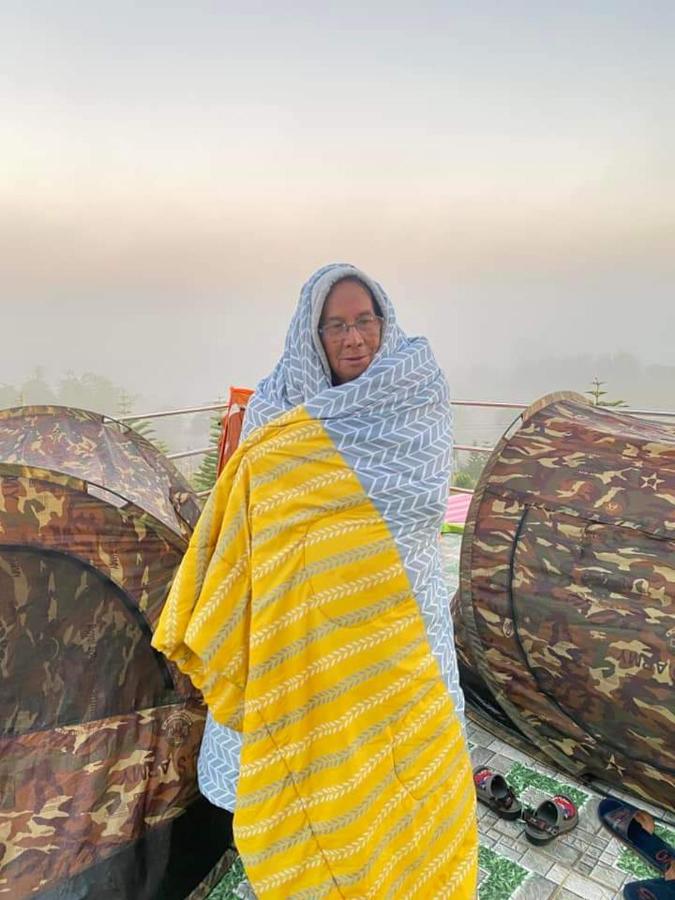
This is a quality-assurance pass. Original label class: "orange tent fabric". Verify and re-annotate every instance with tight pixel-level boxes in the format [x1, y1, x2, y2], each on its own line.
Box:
[216, 388, 254, 476]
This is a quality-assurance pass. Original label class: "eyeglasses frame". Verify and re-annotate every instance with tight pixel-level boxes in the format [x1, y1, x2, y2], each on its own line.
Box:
[318, 314, 384, 341]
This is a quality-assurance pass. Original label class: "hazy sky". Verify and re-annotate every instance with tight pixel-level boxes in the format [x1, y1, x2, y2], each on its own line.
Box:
[2, 1, 673, 408]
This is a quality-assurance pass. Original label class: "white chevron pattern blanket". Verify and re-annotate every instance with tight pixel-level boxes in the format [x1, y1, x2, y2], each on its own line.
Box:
[198, 263, 463, 813]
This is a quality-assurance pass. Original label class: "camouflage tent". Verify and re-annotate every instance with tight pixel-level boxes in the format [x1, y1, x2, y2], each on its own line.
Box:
[454, 392, 675, 810]
[0, 406, 232, 899]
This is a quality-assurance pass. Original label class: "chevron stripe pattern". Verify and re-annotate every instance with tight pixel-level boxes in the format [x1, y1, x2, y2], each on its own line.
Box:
[153, 401, 477, 898]
[196, 266, 465, 818]
[246, 263, 464, 720]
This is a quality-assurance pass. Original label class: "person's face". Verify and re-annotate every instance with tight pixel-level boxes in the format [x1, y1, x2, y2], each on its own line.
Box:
[319, 281, 383, 384]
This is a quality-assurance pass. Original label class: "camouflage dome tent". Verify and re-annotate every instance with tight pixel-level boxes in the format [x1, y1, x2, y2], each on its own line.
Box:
[454, 392, 675, 810]
[0, 406, 232, 899]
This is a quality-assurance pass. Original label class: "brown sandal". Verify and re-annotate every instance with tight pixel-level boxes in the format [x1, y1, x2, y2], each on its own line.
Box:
[523, 795, 579, 845]
[473, 766, 522, 821]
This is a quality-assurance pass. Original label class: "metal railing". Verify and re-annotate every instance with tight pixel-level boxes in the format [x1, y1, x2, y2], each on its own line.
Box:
[117, 402, 229, 424]
[165, 446, 212, 461]
[123, 399, 675, 497]
[452, 399, 675, 418]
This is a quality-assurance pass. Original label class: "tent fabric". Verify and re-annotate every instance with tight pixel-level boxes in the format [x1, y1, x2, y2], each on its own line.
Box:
[0, 405, 201, 535]
[153, 401, 477, 898]
[216, 387, 255, 475]
[454, 391, 675, 810]
[0, 406, 231, 899]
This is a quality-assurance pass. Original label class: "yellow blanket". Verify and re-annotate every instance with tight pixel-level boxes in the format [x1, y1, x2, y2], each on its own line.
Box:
[153, 407, 478, 898]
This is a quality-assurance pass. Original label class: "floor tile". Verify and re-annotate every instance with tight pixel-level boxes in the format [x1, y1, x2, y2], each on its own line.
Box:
[562, 871, 615, 899]
[589, 862, 626, 891]
[513, 874, 557, 899]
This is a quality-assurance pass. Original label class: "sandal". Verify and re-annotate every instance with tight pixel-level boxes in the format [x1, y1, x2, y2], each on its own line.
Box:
[623, 876, 675, 899]
[599, 797, 675, 876]
[473, 766, 522, 821]
[523, 794, 579, 845]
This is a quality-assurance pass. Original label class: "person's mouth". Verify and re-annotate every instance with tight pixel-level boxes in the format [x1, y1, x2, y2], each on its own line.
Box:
[342, 355, 368, 364]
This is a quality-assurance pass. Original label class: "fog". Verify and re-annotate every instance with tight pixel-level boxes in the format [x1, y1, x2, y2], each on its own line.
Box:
[2, 2, 674, 437]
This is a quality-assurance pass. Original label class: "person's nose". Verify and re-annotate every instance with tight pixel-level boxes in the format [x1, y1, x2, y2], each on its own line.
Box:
[344, 324, 365, 347]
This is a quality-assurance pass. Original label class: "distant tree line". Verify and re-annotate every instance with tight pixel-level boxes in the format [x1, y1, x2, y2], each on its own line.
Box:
[452, 379, 627, 489]
[0, 367, 226, 494]
[3, 367, 632, 496]
[0, 367, 169, 456]
[453, 351, 672, 413]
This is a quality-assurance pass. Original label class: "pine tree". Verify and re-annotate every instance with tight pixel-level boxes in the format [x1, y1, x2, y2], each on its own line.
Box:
[20, 367, 57, 405]
[586, 378, 627, 408]
[0, 383, 20, 409]
[58, 371, 123, 414]
[192, 412, 223, 493]
[116, 391, 170, 454]
[452, 446, 488, 489]
[453, 470, 475, 489]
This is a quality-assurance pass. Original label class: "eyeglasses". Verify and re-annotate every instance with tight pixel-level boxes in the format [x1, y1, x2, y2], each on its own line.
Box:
[319, 314, 383, 341]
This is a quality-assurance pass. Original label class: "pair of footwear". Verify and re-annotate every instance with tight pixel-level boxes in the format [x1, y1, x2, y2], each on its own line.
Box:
[623, 882, 675, 900]
[473, 766, 578, 845]
[598, 797, 675, 899]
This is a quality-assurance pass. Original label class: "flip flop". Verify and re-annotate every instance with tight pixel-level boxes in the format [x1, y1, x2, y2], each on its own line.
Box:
[623, 877, 675, 899]
[523, 794, 578, 845]
[598, 797, 675, 875]
[473, 766, 522, 820]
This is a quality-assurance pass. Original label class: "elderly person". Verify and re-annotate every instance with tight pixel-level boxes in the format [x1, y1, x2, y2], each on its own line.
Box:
[153, 264, 477, 898]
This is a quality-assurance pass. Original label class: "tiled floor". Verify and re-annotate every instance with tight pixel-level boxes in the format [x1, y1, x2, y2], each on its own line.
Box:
[206, 534, 674, 899]
[466, 720, 674, 899]
[208, 719, 675, 899]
